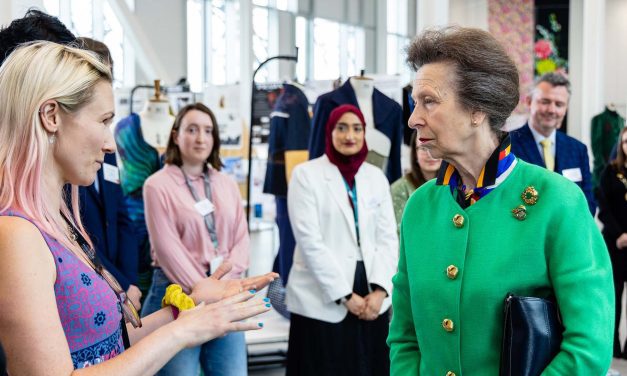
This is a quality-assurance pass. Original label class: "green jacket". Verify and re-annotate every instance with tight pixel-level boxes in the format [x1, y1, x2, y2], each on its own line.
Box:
[388, 160, 614, 375]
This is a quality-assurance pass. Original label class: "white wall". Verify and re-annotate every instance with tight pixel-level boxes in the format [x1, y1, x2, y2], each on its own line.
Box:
[604, 0, 627, 117]
[0, 0, 44, 27]
[134, 0, 186, 85]
[449, 0, 488, 30]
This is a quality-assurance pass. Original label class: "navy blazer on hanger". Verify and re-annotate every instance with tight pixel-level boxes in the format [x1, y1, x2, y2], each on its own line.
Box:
[308, 80, 403, 182]
[510, 123, 596, 215]
[263, 83, 311, 197]
[75, 153, 139, 290]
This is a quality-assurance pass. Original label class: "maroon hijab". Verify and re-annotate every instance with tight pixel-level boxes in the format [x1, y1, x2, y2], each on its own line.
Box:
[324, 104, 369, 188]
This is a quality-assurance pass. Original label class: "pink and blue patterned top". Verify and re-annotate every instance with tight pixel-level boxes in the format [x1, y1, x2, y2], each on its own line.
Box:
[0, 210, 124, 369]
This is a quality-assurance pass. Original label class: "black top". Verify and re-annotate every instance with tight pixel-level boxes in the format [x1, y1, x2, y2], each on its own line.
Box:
[598, 164, 627, 253]
[0, 340, 6, 376]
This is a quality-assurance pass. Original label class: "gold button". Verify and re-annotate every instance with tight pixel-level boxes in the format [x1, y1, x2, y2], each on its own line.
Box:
[442, 318, 454, 332]
[446, 265, 459, 279]
[446, 372, 456, 376]
[452, 214, 464, 228]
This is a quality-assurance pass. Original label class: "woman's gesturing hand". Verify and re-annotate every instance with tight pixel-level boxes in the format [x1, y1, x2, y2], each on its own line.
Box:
[174, 289, 272, 349]
[190, 261, 280, 304]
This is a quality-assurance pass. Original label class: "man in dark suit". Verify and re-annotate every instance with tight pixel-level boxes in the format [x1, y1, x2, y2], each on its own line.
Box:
[77, 152, 141, 307]
[511, 73, 596, 215]
[74, 37, 141, 307]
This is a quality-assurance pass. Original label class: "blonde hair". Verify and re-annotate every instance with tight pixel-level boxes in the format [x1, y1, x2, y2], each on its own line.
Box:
[0, 41, 112, 252]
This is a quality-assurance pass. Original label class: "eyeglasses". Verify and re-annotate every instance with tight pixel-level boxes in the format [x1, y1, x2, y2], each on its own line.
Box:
[97, 265, 142, 328]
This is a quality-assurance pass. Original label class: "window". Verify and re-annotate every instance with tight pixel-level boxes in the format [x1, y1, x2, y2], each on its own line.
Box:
[252, 6, 270, 82]
[186, 0, 204, 92]
[187, 0, 240, 88]
[43, 0, 136, 88]
[342, 24, 365, 78]
[386, 0, 411, 79]
[295, 16, 308, 83]
[312, 18, 365, 81]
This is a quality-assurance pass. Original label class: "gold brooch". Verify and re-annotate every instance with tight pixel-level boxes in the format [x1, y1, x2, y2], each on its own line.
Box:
[512, 205, 527, 221]
[521, 186, 539, 205]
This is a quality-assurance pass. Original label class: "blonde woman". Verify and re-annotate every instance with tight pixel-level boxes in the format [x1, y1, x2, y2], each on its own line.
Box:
[0, 41, 276, 374]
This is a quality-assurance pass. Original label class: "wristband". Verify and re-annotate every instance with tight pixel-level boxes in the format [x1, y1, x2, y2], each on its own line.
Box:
[161, 284, 196, 316]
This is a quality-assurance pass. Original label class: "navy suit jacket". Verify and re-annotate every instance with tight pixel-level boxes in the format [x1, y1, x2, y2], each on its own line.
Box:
[510, 124, 596, 214]
[308, 80, 403, 182]
[75, 153, 139, 290]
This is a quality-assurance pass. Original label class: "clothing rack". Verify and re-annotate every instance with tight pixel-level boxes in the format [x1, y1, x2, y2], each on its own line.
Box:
[246, 50, 298, 228]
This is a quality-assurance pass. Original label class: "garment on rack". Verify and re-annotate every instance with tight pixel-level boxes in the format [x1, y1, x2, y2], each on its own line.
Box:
[262, 83, 310, 287]
[263, 83, 311, 197]
[114, 113, 164, 294]
[308, 80, 403, 182]
[591, 107, 625, 191]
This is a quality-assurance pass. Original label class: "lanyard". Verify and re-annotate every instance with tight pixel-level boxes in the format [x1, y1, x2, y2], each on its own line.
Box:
[60, 212, 132, 349]
[180, 167, 219, 250]
[343, 179, 361, 246]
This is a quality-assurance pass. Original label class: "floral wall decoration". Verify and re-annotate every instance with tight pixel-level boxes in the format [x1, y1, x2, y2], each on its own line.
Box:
[488, 0, 535, 115]
[534, 12, 568, 77]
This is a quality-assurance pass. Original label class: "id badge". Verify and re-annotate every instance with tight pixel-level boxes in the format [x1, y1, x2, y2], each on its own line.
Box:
[210, 255, 224, 275]
[194, 199, 215, 216]
[562, 168, 582, 182]
[103, 163, 120, 184]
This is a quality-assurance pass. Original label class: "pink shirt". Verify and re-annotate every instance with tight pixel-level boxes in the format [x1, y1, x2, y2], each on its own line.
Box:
[143, 164, 250, 291]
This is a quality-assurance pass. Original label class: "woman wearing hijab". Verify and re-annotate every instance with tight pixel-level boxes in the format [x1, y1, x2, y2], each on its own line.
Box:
[285, 104, 398, 375]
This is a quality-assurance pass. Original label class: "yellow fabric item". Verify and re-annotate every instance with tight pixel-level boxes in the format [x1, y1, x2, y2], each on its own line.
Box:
[285, 150, 309, 183]
[540, 139, 555, 171]
[161, 284, 196, 311]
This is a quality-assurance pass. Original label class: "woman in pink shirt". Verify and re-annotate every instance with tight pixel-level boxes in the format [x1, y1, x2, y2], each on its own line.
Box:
[142, 103, 251, 375]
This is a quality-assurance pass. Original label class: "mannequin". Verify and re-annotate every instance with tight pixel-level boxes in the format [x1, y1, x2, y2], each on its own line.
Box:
[114, 79, 171, 299]
[309, 76, 403, 182]
[139, 80, 174, 152]
[349, 76, 391, 172]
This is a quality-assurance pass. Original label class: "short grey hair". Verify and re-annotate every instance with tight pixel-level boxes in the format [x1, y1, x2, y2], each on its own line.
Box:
[535, 72, 571, 95]
[405, 26, 519, 132]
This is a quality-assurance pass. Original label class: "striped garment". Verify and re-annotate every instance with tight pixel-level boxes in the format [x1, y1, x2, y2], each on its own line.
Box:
[436, 134, 516, 208]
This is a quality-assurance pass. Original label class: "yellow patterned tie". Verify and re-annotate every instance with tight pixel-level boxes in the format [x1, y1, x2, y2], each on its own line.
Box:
[540, 139, 554, 171]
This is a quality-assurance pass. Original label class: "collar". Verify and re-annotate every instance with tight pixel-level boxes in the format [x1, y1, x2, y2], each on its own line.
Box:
[436, 134, 516, 207]
[164, 164, 211, 186]
[528, 123, 556, 147]
[436, 134, 514, 188]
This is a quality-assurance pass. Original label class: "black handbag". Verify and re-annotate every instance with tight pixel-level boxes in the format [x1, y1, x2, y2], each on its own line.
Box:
[499, 293, 564, 376]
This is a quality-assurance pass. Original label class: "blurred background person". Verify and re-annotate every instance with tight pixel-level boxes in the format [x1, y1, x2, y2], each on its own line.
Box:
[142, 103, 250, 375]
[391, 131, 441, 232]
[598, 126, 627, 359]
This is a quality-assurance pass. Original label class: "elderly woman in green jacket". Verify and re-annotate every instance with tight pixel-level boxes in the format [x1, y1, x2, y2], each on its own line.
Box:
[387, 26, 614, 375]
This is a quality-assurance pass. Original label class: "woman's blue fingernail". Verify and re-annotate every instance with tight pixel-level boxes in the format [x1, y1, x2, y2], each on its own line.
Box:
[258, 322, 264, 328]
[249, 289, 256, 294]
[263, 298, 270, 302]
[265, 303, 272, 308]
